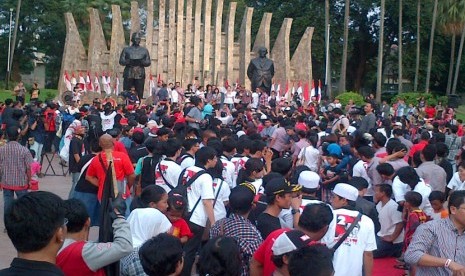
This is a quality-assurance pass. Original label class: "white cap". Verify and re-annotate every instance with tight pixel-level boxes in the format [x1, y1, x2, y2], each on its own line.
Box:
[147, 120, 159, 129]
[394, 122, 402, 127]
[298, 171, 320, 190]
[260, 114, 268, 120]
[237, 130, 246, 138]
[333, 183, 359, 201]
[272, 230, 311, 256]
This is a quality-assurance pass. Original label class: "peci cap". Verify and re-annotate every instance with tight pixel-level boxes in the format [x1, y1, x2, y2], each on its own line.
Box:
[272, 230, 312, 256]
[333, 183, 359, 201]
[265, 177, 293, 196]
[298, 171, 320, 190]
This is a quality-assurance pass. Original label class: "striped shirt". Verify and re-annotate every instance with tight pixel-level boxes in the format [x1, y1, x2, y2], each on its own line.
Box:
[405, 217, 465, 276]
[0, 141, 33, 189]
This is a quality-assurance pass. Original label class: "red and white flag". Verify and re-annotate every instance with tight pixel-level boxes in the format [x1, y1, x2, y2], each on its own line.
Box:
[94, 73, 101, 94]
[114, 74, 120, 95]
[297, 81, 303, 95]
[78, 73, 86, 92]
[102, 73, 111, 95]
[64, 71, 72, 91]
[86, 71, 94, 92]
[70, 72, 77, 88]
[303, 82, 310, 101]
[106, 74, 112, 95]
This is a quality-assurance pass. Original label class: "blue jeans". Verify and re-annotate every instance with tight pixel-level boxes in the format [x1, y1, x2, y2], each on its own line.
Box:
[3, 189, 28, 221]
[373, 236, 403, 258]
[69, 173, 80, 199]
[73, 191, 101, 226]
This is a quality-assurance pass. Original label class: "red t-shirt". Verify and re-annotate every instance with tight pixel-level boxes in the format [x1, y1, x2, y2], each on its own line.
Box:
[252, 228, 289, 276]
[403, 210, 428, 252]
[86, 151, 134, 200]
[409, 140, 428, 158]
[425, 107, 436, 118]
[169, 218, 193, 239]
[114, 140, 129, 155]
[295, 122, 308, 132]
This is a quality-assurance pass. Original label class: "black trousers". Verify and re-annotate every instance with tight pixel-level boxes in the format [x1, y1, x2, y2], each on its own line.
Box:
[181, 221, 205, 276]
[123, 78, 145, 100]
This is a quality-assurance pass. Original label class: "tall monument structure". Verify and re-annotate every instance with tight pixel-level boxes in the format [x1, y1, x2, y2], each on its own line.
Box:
[59, 1, 315, 98]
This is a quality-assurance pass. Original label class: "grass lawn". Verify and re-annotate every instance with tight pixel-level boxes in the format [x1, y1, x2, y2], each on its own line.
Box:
[0, 89, 58, 103]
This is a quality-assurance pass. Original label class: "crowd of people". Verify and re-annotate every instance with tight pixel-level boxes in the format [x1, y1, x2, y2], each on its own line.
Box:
[1, 81, 465, 276]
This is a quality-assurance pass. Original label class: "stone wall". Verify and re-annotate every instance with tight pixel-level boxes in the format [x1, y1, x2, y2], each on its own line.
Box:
[59, 0, 315, 98]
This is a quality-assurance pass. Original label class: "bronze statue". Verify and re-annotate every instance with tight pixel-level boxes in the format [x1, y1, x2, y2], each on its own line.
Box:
[247, 47, 275, 94]
[119, 32, 151, 100]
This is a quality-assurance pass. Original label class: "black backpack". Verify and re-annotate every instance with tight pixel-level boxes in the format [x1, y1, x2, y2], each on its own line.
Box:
[170, 168, 207, 216]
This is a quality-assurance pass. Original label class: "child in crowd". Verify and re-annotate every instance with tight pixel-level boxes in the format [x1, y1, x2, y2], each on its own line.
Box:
[167, 193, 192, 243]
[400, 191, 429, 274]
[29, 150, 41, 191]
[320, 153, 341, 203]
[428, 191, 449, 220]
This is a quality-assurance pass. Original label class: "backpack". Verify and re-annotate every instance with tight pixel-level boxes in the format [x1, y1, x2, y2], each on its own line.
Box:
[61, 112, 75, 136]
[176, 153, 194, 165]
[171, 168, 207, 198]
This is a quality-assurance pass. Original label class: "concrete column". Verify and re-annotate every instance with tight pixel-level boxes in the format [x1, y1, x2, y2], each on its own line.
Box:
[146, 0, 154, 66]
[157, 0, 166, 79]
[203, 0, 213, 84]
[271, 18, 293, 93]
[193, 0, 203, 81]
[87, 8, 109, 75]
[225, 2, 237, 83]
[176, 0, 184, 83]
[291, 27, 314, 91]
[168, 0, 176, 82]
[239, 7, 254, 89]
[184, 0, 194, 85]
[213, 0, 224, 85]
[252, 13, 272, 55]
[109, 5, 125, 77]
[59, 13, 87, 93]
[130, 1, 140, 37]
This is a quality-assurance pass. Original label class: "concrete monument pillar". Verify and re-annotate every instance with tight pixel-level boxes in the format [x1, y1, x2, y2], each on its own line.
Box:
[291, 27, 314, 91]
[130, 1, 141, 37]
[193, 0, 203, 81]
[87, 8, 108, 75]
[109, 5, 125, 77]
[168, 0, 176, 82]
[239, 7, 254, 89]
[184, 0, 194, 85]
[225, 2, 237, 83]
[213, 0, 224, 85]
[59, 13, 87, 92]
[271, 18, 292, 95]
[157, 0, 166, 79]
[253, 13, 272, 55]
[203, 0, 213, 84]
[176, 0, 184, 83]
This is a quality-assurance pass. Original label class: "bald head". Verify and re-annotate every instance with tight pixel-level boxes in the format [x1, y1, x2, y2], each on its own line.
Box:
[99, 134, 114, 150]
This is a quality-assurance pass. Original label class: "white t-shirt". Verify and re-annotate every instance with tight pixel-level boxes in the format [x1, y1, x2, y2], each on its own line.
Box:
[252, 92, 259, 108]
[297, 145, 320, 172]
[220, 156, 235, 188]
[185, 166, 215, 227]
[179, 154, 195, 170]
[100, 111, 117, 131]
[224, 91, 235, 104]
[213, 178, 231, 221]
[231, 155, 249, 187]
[171, 88, 178, 103]
[376, 199, 404, 244]
[155, 159, 182, 193]
[332, 208, 377, 276]
[392, 176, 433, 216]
[447, 172, 465, 192]
[127, 208, 172, 248]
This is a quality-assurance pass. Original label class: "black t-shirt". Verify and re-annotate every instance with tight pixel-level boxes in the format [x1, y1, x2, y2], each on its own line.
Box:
[68, 136, 83, 173]
[256, 212, 282, 239]
[0, 258, 64, 276]
[129, 144, 148, 164]
[74, 154, 98, 194]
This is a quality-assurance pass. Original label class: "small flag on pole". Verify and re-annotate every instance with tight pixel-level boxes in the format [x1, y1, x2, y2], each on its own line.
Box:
[64, 71, 72, 91]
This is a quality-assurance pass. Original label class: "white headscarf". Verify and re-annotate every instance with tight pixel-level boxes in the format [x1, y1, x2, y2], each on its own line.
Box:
[128, 208, 172, 248]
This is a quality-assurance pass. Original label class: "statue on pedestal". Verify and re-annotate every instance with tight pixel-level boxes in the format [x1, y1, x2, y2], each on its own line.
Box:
[247, 47, 275, 94]
[119, 32, 151, 100]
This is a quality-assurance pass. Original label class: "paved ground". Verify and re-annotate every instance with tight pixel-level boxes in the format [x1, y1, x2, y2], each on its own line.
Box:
[0, 153, 98, 268]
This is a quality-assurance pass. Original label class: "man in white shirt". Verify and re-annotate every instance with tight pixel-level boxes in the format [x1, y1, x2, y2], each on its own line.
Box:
[179, 139, 200, 169]
[297, 135, 319, 172]
[155, 139, 183, 193]
[447, 162, 465, 194]
[181, 146, 218, 276]
[331, 183, 377, 276]
[373, 184, 404, 258]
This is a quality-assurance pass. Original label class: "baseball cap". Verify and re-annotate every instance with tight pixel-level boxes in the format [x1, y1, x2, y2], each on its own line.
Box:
[333, 183, 359, 201]
[298, 171, 320, 190]
[265, 177, 293, 195]
[394, 122, 402, 127]
[133, 127, 144, 134]
[148, 127, 158, 137]
[272, 230, 311, 256]
[120, 118, 128, 126]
